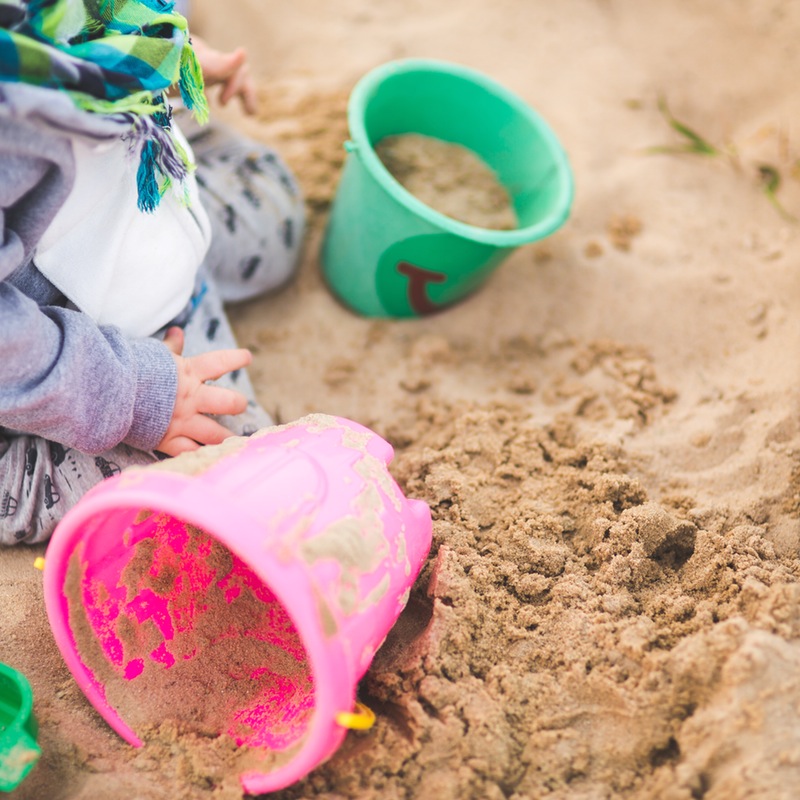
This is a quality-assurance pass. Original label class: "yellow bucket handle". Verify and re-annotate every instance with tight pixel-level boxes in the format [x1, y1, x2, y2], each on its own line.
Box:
[335, 702, 375, 731]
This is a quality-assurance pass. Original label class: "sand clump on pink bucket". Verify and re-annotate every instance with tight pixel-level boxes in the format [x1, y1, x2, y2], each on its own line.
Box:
[43, 414, 432, 795]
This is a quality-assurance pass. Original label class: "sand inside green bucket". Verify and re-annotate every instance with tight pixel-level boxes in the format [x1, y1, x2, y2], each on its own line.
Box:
[375, 133, 517, 230]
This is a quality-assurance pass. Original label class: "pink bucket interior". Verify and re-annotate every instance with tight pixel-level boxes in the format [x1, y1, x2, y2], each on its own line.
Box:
[64, 507, 314, 752]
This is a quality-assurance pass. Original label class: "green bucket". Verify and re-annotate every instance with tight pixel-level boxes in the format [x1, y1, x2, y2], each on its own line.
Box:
[321, 58, 574, 318]
[0, 663, 40, 793]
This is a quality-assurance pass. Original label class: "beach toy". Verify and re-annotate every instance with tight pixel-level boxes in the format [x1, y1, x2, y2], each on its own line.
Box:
[42, 414, 432, 795]
[321, 57, 574, 317]
[0, 663, 41, 793]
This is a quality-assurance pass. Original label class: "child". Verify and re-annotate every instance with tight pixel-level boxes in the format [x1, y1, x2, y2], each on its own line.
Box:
[0, 0, 305, 544]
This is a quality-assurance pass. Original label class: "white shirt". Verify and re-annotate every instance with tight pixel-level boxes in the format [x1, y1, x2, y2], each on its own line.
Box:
[34, 123, 211, 338]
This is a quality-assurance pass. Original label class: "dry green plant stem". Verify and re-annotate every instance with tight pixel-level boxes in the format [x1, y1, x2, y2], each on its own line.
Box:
[647, 96, 721, 157]
[647, 96, 797, 222]
[758, 163, 797, 222]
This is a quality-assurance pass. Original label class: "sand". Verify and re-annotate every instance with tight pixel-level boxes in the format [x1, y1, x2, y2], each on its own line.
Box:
[374, 134, 517, 229]
[2, 0, 800, 798]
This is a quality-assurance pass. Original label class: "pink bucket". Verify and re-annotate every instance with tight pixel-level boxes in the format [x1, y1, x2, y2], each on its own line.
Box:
[42, 414, 432, 794]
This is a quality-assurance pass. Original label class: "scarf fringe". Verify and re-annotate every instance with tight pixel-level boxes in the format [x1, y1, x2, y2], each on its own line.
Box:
[131, 110, 191, 213]
[178, 40, 208, 126]
[136, 139, 161, 213]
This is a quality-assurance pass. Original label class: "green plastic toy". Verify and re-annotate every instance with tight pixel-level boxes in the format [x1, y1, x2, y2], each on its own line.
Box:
[0, 663, 41, 792]
[322, 58, 574, 318]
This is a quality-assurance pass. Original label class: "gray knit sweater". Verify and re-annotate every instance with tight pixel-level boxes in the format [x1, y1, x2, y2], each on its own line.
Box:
[0, 83, 178, 455]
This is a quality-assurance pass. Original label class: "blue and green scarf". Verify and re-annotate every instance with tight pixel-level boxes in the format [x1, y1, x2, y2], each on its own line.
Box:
[0, 0, 209, 212]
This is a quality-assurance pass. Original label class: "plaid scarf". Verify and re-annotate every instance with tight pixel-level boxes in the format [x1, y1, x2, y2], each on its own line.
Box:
[0, 0, 209, 212]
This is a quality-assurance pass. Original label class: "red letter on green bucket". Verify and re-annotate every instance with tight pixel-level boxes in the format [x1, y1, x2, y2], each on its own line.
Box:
[396, 261, 447, 315]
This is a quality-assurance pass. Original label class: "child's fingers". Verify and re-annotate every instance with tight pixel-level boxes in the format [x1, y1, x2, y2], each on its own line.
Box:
[240, 71, 258, 115]
[191, 347, 252, 382]
[210, 47, 246, 82]
[157, 435, 200, 457]
[219, 71, 241, 107]
[225, 47, 248, 76]
[182, 413, 236, 447]
[192, 37, 246, 84]
[196, 384, 249, 417]
[220, 65, 255, 113]
[163, 326, 185, 356]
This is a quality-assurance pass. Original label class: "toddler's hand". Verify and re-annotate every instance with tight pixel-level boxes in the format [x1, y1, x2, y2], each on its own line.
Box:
[156, 326, 252, 457]
[191, 35, 258, 115]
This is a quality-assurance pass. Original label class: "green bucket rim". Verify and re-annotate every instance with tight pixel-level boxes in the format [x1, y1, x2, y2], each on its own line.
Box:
[0, 662, 40, 792]
[0, 663, 35, 734]
[347, 57, 575, 248]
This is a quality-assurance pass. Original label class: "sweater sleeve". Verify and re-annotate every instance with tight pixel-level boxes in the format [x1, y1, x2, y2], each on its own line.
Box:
[0, 102, 177, 455]
[0, 282, 177, 455]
